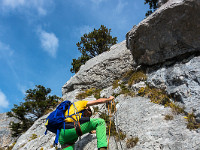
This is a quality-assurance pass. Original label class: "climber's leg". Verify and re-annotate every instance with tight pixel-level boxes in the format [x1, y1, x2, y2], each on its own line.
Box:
[61, 144, 75, 150]
[59, 128, 78, 150]
[59, 118, 107, 149]
[80, 118, 107, 148]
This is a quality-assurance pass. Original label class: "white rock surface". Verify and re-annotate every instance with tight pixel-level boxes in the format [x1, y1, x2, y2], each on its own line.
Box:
[147, 56, 200, 117]
[115, 95, 200, 150]
[62, 41, 135, 95]
[0, 113, 18, 149]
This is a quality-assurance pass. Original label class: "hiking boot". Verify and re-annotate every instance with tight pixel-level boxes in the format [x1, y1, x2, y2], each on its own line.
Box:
[98, 147, 107, 150]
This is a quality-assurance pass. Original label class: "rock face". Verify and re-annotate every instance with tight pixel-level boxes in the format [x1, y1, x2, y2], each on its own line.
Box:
[10, 0, 200, 149]
[158, 0, 169, 7]
[12, 114, 57, 150]
[62, 41, 135, 95]
[12, 93, 200, 150]
[115, 95, 200, 150]
[126, 0, 200, 65]
[147, 56, 200, 118]
[0, 113, 18, 149]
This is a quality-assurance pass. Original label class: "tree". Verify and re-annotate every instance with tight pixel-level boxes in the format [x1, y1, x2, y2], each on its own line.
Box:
[70, 25, 117, 73]
[144, 0, 159, 17]
[70, 55, 90, 74]
[7, 85, 60, 137]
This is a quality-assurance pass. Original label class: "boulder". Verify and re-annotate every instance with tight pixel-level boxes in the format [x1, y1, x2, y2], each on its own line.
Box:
[126, 0, 200, 65]
[62, 41, 135, 96]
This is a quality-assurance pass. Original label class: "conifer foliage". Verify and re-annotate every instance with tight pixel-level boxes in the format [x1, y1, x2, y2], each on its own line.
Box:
[144, 0, 159, 16]
[7, 85, 60, 137]
[70, 25, 117, 73]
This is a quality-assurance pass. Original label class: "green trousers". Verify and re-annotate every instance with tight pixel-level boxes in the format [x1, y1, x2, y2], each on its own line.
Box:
[59, 118, 107, 150]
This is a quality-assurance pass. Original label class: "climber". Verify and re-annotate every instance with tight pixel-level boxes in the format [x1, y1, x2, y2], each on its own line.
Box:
[59, 96, 115, 150]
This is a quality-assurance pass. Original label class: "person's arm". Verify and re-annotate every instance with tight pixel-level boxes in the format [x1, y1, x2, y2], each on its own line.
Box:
[86, 96, 115, 107]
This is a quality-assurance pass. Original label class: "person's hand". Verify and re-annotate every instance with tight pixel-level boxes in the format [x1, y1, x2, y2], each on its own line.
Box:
[108, 96, 115, 101]
[90, 130, 96, 134]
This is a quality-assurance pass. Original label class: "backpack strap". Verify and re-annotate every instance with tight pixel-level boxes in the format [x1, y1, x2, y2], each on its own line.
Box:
[74, 121, 83, 136]
[54, 129, 60, 146]
[72, 103, 81, 121]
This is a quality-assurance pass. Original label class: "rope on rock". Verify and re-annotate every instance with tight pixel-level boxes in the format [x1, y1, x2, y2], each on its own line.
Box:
[107, 99, 123, 150]
[85, 99, 124, 150]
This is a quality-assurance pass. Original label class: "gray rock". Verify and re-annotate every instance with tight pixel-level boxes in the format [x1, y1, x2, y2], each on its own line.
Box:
[147, 56, 200, 116]
[10, 0, 200, 149]
[62, 41, 135, 96]
[12, 93, 200, 150]
[0, 113, 18, 149]
[158, 0, 169, 7]
[131, 81, 146, 92]
[126, 0, 200, 65]
[62, 89, 82, 102]
[100, 86, 115, 98]
[115, 95, 200, 150]
[12, 114, 58, 150]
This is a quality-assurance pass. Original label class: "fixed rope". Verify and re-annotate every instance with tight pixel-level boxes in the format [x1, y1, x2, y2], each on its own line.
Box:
[107, 99, 124, 150]
[86, 99, 124, 150]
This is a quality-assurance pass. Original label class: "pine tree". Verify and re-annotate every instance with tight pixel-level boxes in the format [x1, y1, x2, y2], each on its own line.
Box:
[7, 85, 60, 137]
[70, 25, 117, 73]
[144, 0, 159, 17]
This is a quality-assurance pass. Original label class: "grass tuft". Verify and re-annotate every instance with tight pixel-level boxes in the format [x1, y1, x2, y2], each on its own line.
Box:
[29, 134, 37, 141]
[128, 71, 147, 86]
[112, 79, 120, 89]
[138, 86, 171, 106]
[164, 114, 174, 120]
[76, 88, 102, 100]
[185, 112, 200, 130]
[169, 103, 185, 115]
[126, 137, 139, 148]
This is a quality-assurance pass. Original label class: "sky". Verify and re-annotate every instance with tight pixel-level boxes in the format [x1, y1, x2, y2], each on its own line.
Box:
[0, 0, 149, 113]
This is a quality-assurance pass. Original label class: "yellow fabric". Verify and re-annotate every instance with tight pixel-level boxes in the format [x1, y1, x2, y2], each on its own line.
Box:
[65, 101, 88, 122]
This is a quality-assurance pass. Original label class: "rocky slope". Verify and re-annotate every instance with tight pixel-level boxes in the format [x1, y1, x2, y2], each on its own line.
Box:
[62, 40, 135, 96]
[0, 113, 18, 149]
[11, 0, 200, 149]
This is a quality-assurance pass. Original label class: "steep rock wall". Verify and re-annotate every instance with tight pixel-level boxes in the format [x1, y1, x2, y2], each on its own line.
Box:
[62, 41, 135, 96]
[147, 55, 200, 119]
[0, 113, 18, 149]
[126, 0, 200, 65]
[11, 0, 200, 149]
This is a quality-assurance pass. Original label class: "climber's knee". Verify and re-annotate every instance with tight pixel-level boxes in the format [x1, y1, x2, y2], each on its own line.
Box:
[98, 118, 105, 125]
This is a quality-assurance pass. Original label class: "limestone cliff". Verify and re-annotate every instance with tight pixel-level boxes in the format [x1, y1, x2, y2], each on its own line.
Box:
[11, 0, 200, 149]
[0, 113, 18, 149]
